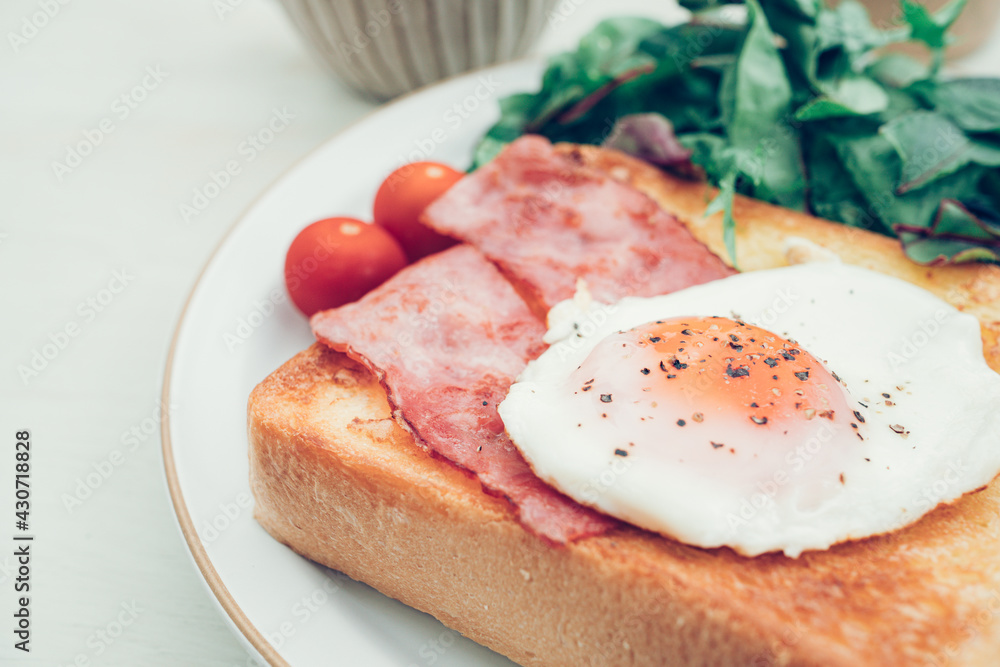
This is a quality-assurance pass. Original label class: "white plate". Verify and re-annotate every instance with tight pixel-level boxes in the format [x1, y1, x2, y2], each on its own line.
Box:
[161, 60, 542, 667]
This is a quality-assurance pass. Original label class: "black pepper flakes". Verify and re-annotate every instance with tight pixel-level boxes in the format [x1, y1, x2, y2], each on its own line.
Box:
[677, 419, 686, 427]
[764, 357, 779, 367]
[728, 342, 744, 352]
[750, 415, 768, 425]
[726, 363, 750, 378]
[649, 336, 662, 343]
[600, 394, 613, 403]
[671, 358, 688, 370]
[681, 329, 694, 336]
[614, 449, 628, 457]
[794, 371, 810, 381]
[853, 410, 865, 423]
[882, 392, 891, 398]
[482, 400, 488, 406]
[781, 350, 795, 361]
[641, 368, 650, 375]
[711, 441, 724, 449]
[582, 386, 592, 392]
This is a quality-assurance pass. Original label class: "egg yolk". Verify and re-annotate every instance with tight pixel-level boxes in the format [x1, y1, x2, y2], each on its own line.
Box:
[569, 316, 863, 463]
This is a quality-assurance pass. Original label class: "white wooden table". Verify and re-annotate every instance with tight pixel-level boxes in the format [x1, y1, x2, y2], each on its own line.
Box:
[2, 0, 998, 664]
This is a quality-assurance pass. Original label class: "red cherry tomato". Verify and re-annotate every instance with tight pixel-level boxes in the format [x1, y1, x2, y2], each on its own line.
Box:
[373, 161, 464, 261]
[284, 217, 407, 316]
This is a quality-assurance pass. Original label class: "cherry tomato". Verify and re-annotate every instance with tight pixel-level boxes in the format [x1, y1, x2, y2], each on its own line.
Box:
[284, 217, 408, 316]
[373, 161, 463, 261]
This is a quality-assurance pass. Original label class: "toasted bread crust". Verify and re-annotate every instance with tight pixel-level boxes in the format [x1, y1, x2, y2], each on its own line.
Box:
[249, 146, 1000, 666]
[250, 345, 1000, 667]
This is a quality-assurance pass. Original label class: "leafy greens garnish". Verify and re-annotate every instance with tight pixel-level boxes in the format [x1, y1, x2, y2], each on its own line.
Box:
[471, 0, 1000, 265]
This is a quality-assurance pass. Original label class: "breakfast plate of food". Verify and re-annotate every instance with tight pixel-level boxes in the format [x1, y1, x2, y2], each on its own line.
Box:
[163, 2, 1000, 666]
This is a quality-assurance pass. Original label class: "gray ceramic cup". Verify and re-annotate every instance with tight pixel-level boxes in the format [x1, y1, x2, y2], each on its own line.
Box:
[278, 0, 558, 101]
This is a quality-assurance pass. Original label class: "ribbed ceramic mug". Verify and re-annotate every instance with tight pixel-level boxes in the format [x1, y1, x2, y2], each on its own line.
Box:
[278, 0, 558, 101]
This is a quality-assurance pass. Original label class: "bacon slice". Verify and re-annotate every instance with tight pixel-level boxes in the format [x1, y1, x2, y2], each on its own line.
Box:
[311, 245, 617, 543]
[423, 135, 736, 313]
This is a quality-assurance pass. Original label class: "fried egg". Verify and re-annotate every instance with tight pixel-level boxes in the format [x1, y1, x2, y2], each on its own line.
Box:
[498, 263, 1000, 557]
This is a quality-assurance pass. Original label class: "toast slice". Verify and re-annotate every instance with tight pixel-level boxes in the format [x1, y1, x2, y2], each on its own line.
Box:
[249, 344, 1000, 667]
[249, 146, 1000, 666]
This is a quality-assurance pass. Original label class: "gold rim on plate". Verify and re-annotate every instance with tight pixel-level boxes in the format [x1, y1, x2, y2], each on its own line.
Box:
[159, 56, 538, 667]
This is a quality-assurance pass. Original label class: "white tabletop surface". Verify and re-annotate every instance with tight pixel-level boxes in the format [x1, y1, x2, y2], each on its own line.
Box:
[2, 1, 999, 665]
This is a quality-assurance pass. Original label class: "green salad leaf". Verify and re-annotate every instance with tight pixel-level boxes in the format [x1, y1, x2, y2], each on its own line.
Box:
[471, 0, 1000, 266]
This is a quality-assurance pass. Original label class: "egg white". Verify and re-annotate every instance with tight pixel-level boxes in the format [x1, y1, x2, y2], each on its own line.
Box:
[499, 263, 1000, 557]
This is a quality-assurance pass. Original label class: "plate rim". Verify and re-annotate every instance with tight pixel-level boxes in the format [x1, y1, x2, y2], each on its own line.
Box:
[158, 57, 540, 667]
